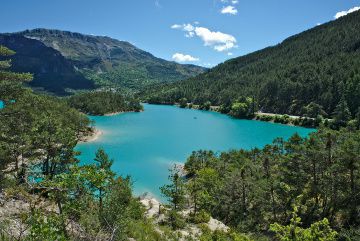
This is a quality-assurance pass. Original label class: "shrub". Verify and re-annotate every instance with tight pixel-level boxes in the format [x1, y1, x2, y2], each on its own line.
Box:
[200, 101, 212, 110]
[192, 210, 211, 224]
[179, 98, 188, 108]
[168, 210, 186, 230]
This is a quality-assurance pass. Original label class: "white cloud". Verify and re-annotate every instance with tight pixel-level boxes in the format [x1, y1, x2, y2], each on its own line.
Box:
[227, 52, 233, 56]
[172, 53, 199, 62]
[171, 24, 182, 29]
[185, 32, 195, 38]
[231, 0, 238, 4]
[194, 27, 237, 52]
[183, 24, 195, 32]
[171, 23, 237, 52]
[334, 6, 360, 19]
[221, 5, 238, 15]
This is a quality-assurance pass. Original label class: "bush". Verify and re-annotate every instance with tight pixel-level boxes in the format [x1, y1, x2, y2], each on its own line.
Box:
[168, 210, 186, 230]
[192, 210, 211, 224]
[179, 98, 188, 108]
[270, 208, 337, 241]
[127, 219, 163, 240]
[337, 227, 360, 241]
[200, 101, 212, 110]
[274, 115, 284, 123]
[257, 115, 274, 122]
[199, 228, 254, 241]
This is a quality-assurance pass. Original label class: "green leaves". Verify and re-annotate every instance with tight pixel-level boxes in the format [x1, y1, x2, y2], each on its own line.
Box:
[333, 95, 352, 127]
[230, 97, 255, 119]
[27, 211, 67, 241]
[67, 91, 143, 116]
[160, 165, 186, 212]
[0, 46, 33, 102]
[180, 128, 360, 235]
[270, 207, 338, 241]
[0, 46, 15, 56]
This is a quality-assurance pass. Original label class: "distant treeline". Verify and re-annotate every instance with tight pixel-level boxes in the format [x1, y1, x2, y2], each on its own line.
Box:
[67, 91, 143, 116]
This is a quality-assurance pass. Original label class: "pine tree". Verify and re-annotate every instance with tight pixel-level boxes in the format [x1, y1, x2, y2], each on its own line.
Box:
[0, 46, 33, 102]
[332, 95, 352, 127]
[160, 165, 186, 211]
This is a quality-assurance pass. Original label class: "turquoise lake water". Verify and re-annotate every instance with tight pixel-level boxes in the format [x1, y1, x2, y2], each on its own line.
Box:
[76, 104, 314, 200]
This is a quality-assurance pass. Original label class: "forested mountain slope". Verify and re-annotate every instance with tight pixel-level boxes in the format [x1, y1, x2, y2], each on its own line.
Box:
[0, 29, 206, 95]
[0, 34, 94, 94]
[145, 10, 360, 117]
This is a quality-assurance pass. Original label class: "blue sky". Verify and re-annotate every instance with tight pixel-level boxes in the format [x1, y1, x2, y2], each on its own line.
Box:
[1, 0, 359, 67]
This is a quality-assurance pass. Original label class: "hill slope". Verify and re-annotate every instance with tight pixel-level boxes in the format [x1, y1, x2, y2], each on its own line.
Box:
[0, 34, 95, 94]
[0, 29, 206, 95]
[145, 11, 360, 116]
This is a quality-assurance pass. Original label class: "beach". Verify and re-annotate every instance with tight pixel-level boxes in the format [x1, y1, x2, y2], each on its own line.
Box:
[79, 128, 102, 143]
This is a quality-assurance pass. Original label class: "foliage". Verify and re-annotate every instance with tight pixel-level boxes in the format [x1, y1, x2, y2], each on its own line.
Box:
[33, 150, 154, 240]
[200, 101, 212, 110]
[67, 91, 143, 115]
[230, 97, 255, 118]
[199, 226, 254, 241]
[160, 165, 186, 211]
[191, 209, 211, 224]
[167, 210, 187, 230]
[332, 95, 352, 127]
[179, 97, 188, 108]
[26, 211, 67, 241]
[301, 102, 327, 118]
[270, 207, 337, 241]
[0, 45, 32, 102]
[181, 128, 360, 235]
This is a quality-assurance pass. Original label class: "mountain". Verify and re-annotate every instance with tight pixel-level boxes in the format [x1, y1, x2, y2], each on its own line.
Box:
[0, 29, 206, 95]
[0, 34, 95, 94]
[144, 11, 360, 117]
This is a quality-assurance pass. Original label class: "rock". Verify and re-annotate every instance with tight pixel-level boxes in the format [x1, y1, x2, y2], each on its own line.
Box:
[207, 217, 229, 232]
[140, 197, 161, 218]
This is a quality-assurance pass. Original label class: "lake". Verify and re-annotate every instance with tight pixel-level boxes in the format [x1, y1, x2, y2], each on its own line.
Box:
[76, 104, 314, 200]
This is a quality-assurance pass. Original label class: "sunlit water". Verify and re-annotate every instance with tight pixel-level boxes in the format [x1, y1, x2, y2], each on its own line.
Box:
[76, 104, 314, 200]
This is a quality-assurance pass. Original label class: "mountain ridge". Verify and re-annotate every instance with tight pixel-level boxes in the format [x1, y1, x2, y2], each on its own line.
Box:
[0, 28, 206, 95]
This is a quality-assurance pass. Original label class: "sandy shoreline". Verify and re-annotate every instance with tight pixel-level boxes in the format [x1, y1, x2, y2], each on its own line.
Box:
[104, 110, 143, 116]
[104, 111, 125, 116]
[79, 128, 103, 143]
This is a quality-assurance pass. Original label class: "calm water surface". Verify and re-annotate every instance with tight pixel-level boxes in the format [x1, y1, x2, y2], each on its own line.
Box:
[76, 104, 314, 200]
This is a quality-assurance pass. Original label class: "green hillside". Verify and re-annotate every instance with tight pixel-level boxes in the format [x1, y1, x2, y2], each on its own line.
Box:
[144, 11, 360, 118]
[0, 29, 206, 95]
